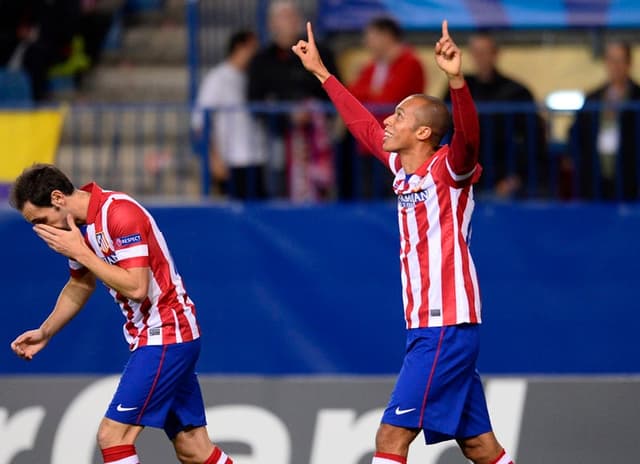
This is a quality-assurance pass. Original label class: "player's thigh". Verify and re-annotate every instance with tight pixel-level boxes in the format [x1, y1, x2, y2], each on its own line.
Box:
[172, 425, 215, 464]
[104, 344, 174, 429]
[453, 369, 493, 443]
[381, 326, 454, 431]
[105, 340, 202, 430]
[97, 417, 144, 448]
[163, 369, 208, 440]
[382, 324, 484, 445]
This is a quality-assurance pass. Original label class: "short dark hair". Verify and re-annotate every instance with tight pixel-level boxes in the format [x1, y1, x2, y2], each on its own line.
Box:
[9, 164, 75, 211]
[409, 94, 452, 147]
[367, 17, 403, 41]
[227, 30, 256, 57]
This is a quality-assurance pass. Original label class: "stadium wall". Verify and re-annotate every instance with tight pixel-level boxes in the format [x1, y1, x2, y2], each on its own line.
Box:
[1, 202, 638, 375]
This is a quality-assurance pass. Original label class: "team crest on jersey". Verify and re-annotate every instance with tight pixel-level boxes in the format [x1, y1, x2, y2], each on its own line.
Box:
[95, 232, 111, 254]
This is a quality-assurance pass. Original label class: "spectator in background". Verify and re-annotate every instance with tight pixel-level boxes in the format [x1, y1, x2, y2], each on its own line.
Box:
[0, 1, 25, 66]
[193, 30, 267, 199]
[448, 32, 546, 198]
[248, 0, 339, 201]
[76, 0, 125, 83]
[345, 17, 426, 198]
[350, 17, 426, 110]
[1, 0, 120, 101]
[21, 0, 82, 101]
[569, 41, 640, 201]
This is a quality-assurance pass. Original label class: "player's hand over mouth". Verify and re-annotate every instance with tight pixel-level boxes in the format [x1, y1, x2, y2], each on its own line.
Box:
[34, 213, 90, 260]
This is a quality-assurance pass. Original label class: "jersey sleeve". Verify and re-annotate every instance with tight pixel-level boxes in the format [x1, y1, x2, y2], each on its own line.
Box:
[68, 258, 89, 278]
[106, 200, 151, 269]
[323, 75, 401, 174]
[444, 82, 482, 187]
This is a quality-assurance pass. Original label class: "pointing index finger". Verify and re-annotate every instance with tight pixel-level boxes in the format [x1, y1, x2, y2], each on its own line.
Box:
[442, 19, 449, 38]
[306, 21, 315, 46]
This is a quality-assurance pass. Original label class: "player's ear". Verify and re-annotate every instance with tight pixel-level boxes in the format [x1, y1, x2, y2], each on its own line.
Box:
[415, 125, 432, 142]
[50, 189, 65, 209]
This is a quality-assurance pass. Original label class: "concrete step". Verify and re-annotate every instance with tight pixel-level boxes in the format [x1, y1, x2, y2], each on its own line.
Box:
[103, 24, 187, 65]
[60, 104, 192, 144]
[56, 142, 202, 197]
[125, 0, 186, 27]
[197, 0, 258, 26]
[83, 65, 188, 102]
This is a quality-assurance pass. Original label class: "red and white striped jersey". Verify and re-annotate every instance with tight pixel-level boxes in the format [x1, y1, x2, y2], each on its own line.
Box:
[388, 149, 482, 328]
[323, 76, 482, 329]
[70, 183, 200, 349]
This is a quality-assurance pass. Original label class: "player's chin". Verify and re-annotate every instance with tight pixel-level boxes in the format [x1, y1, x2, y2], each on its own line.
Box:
[382, 139, 395, 152]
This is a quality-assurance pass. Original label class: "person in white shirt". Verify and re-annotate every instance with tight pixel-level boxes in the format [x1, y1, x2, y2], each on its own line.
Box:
[192, 30, 267, 199]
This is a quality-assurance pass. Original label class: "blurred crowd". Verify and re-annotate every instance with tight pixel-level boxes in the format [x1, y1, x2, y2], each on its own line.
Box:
[0, 0, 637, 202]
[0, 0, 121, 101]
[193, 0, 640, 202]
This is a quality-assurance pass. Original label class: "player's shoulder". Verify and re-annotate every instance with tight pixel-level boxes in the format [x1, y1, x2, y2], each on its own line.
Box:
[429, 147, 450, 170]
[104, 193, 148, 219]
[430, 147, 481, 187]
[427, 152, 449, 180]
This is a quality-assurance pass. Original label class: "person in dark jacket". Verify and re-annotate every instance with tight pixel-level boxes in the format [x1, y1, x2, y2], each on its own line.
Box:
[248, 0, 338, 200]
[569, 41, 640, 201]
[445, 32, 547, 198]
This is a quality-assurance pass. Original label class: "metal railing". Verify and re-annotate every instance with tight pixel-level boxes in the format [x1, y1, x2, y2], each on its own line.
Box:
[187, 0, 319, 102]
[58, 103, 201, 198]
[46, 101, 640, 202]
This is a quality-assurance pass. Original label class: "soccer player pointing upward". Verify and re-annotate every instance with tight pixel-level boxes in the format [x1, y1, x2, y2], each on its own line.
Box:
[293, 21, 515, 464]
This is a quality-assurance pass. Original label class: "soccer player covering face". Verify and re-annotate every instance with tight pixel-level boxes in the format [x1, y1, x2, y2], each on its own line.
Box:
[293, 21, 515, 464]
[9, 165, 232, 464]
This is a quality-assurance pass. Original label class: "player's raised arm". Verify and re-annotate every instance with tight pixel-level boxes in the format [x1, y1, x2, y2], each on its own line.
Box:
[292, 22, 392, 168]
[436, 20, 480, 178]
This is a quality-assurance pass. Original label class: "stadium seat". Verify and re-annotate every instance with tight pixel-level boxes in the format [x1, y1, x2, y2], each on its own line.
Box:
[0, 68, 32, 105]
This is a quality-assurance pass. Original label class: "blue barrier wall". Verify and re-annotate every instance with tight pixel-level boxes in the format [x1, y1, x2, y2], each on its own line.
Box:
[1, 202, 639, 375]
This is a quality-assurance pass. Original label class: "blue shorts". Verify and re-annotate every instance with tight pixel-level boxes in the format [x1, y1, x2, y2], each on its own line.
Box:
[381, 324, 492, 444]
[105, 338, 207, 439]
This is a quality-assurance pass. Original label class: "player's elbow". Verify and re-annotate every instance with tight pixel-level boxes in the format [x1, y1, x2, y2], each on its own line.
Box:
[85, 279, 97, 293]
[128, 292, 146, 303]
[128, 284, 149, 303]
[72, 273, 97, 293]
[124, 268, 150, 302]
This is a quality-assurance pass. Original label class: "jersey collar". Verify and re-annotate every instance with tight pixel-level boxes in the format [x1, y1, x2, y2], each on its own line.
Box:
[80, 182, 103, 224]
[408, 145, 446, 178]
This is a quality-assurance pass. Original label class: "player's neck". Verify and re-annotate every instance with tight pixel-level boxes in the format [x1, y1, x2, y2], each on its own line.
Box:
[68, 190, 92, 224]
[398, 147, 436, 174]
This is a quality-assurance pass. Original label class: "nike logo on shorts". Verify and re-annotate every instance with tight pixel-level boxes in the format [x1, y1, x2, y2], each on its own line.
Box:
[395, 407, 416, 415]
[116, 404, 138, 412]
